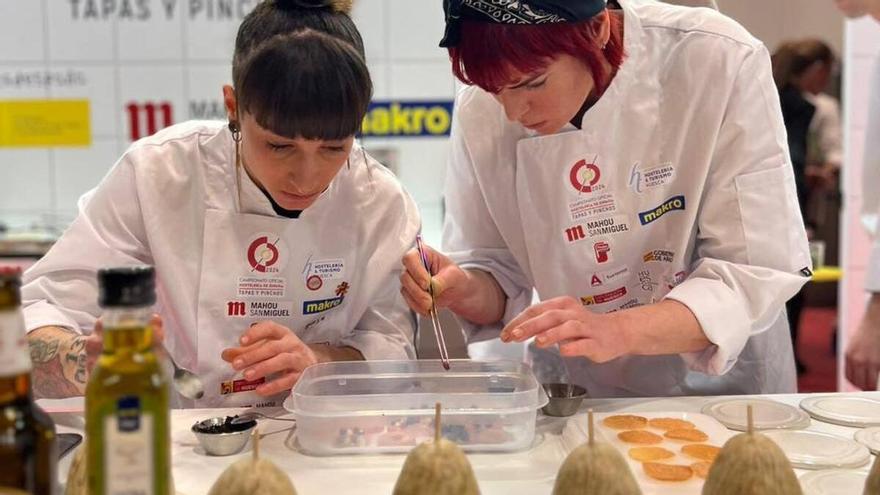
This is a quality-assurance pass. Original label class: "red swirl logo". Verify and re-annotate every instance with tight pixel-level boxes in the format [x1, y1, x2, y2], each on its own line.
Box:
[247, 236, 280, 273]
[569, 160, 601, 193]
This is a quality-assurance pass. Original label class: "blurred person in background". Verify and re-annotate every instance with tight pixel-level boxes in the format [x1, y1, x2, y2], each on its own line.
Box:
[772, 38, 841, 373]
[836, 0, 880, 390]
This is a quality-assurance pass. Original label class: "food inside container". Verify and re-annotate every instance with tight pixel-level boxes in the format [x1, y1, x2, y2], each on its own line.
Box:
[284, 360, 549, 455]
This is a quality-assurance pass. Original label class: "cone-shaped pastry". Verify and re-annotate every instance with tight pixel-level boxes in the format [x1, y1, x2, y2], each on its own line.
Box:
[208, 430, 297, 495]
[393, 403, 480, 495]
[553, 410, 642, 495]
[702, 405, 802, 495]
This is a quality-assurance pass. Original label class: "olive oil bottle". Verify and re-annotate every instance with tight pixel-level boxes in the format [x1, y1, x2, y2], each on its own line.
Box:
[86, 266, 170, 495]
[0, 267, 58, 494]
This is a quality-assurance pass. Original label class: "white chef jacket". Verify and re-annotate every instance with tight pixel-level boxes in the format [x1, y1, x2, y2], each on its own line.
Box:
[443, 0, 811, 397]
[21, 121, 420, 405]
[861, 56, 880, 237]
[805, 92, 843, 169]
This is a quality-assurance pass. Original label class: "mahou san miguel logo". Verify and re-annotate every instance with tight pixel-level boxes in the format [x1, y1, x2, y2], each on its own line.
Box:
[126, 101, 173, 141]
[246, 234, 288, 274]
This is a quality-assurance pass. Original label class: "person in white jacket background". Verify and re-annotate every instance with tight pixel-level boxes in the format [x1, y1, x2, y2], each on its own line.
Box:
[22, 0, 420, 408]
[401, 0, 812, 397]
[836, 0, 880, 390]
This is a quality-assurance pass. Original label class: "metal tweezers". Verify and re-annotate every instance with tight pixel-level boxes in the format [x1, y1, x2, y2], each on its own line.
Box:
[416, 234, 451, 370]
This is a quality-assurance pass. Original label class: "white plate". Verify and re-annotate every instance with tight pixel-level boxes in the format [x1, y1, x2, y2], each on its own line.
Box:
[855, 427, 880, 454]
[702, 398, 811, 431]
[801, 396, 880, 428]
[800, 469, 870, 495]
[562, 411, 734, 495]
[764, 430, 871, 470]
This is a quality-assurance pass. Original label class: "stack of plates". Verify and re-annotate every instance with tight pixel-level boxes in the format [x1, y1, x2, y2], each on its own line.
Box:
[702, 398, 811, 431]
[800, 469, 870, 495]
[800, 396, 880, 428]
[762, 430, 871, 470]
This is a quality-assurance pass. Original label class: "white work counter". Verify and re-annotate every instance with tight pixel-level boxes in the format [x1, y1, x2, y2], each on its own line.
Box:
[44, 392, 879, 495]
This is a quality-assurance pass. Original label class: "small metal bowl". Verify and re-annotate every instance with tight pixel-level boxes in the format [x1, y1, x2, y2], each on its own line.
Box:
[191, 416, 257, 456]
[541, 383, 588, 417]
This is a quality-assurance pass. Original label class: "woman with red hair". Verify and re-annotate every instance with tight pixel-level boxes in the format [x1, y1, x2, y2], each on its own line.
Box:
[402, 0, 812, 397]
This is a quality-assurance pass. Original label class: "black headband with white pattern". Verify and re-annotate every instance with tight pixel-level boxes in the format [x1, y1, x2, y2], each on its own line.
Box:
[440, 0, 608, 47]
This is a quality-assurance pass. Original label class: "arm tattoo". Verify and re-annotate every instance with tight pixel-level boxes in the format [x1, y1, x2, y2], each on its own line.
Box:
[29, 338, 60, 363]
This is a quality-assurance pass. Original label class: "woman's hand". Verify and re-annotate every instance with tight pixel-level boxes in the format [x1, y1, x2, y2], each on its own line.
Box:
[500, 296, 630, 363]
[221, 321, 318, 396]
[846, 294, 880, 390]
[400, 243, 471, 316]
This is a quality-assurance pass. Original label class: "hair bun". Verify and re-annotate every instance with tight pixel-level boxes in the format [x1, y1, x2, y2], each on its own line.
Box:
[277, 0, 353, 14]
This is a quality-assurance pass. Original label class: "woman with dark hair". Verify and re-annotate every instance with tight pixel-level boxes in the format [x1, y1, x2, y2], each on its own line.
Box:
[20, 0, 421, 408]
[401, 0, 811, 397]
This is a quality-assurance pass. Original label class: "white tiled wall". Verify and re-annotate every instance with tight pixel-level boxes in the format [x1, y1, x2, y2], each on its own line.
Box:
[0, 0, 455, 246]
[840, 17, 880, 390]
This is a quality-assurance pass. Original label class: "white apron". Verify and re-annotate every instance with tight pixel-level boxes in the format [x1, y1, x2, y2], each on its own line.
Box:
[514, 125, 796, 397]
[193, 206, 358, 408]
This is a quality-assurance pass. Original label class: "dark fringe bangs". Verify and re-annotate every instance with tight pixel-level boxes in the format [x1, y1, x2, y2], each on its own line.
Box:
[237, 31, 372, 140]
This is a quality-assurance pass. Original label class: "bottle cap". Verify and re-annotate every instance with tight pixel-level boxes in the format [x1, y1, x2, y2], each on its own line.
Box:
[98, 266, 156, 308]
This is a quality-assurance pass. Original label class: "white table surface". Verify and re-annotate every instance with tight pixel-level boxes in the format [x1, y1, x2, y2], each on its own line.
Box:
[42, 391, 880, 495]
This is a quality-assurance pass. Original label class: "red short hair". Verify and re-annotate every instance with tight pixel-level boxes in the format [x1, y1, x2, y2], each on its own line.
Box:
[449, 11, 625, 94]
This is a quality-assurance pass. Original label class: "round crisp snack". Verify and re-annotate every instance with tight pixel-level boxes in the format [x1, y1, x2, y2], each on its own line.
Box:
[628, 446, 675, 462]
[618, 430, 663, 444]
[664, 428, 709, 442]
[682, 444, 721, 462]
[647, 417, 696, 431]
[602, 414, 648, 430]
[643, 462, 694, 482]
[691, 461, 712, 479]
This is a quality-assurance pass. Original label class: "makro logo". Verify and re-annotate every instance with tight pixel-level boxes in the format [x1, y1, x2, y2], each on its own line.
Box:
[638, 195, 686, 225]
[126, 101, 173, 141]
[564, 225, 586, 243]
[361, 101, 453, 137]
[303, 296, 344, 315]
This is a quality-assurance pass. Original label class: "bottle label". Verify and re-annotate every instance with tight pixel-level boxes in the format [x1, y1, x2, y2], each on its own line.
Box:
[0, 310, 31, 376]
[104, 396, 154, 495]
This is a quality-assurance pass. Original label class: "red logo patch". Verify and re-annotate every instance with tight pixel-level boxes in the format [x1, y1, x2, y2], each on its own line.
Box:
[307, 275, 323, 291]
[569, 159, 602, 193]
[594, 241, 611, 264]
[247, 236, 280, 273]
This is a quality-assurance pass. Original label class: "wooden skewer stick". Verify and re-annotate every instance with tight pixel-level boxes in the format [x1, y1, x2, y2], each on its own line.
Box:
[747, 404, 754, 435]
[435, 402, 442, 443]
[588, 409, 595, 446]
[252, 428, 261, 460]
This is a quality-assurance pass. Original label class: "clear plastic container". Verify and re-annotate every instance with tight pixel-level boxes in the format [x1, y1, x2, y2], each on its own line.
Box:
[284, 359, 549, 455]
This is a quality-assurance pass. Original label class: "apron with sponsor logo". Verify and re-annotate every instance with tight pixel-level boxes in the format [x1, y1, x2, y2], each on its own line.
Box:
[193, 207, 356, 408]
[513, 116, 726, 397]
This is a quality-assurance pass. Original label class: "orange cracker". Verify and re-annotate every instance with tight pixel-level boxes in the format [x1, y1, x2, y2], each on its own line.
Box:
[681, 444, 721, 462]
[691, 461, 712, 479]
[647, 417, 696, 431]
[602, 414, 648, 430]
[628, 447, 675, 462]
[618, 430, 664, 444]
[643, 462, 694, 482]
[664, 428, 709, 442]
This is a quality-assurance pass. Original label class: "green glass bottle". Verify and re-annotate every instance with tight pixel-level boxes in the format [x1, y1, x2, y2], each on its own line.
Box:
[0, 267, 58, 494]
[86, 266, 170, 495]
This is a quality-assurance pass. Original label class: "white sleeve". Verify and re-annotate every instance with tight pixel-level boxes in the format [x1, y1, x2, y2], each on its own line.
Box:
[862, 57, 880, 236]
[664, 44, 812, 375]
[441, 94, 534, 341]
[817, 97, 843, 168]
[21, 154, 152, 335]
